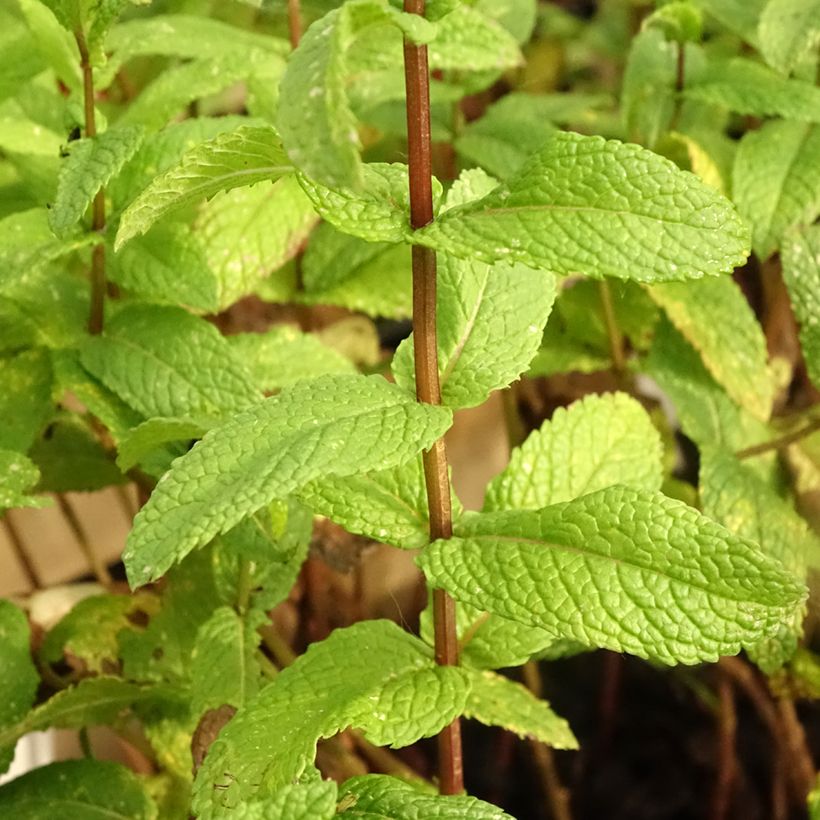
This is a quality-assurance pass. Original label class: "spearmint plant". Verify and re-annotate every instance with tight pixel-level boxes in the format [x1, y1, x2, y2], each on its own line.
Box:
[0, 0, 819, 817]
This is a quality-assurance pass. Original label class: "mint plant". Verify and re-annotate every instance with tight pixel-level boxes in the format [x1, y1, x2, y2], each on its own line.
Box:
[1, 0, 819, 817]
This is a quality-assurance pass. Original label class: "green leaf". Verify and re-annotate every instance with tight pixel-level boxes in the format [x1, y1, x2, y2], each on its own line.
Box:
[733, 120, 820, 260]
[338, 775, 513, 819]
[0, 117, 63, 157]
[647, 277, 774, 420]
[16, 0, 81, 92]
[80, 304, 260, 421]
[685, 58, 820, 121]
[235, 782, 337, 820]
[621, 28, 677, 148]
[0, 759, 156, 819]
[691, 0, 764, 44]
[0, 450, 45, 513]
[464, 669, 577, 748]
[644, 318, 772, 451]
[192, 621, 468, 817]
[50, 126, 143, 238]
[227, 326, 355, 393]
[700, 447, 811, 672]
[29, 415, 125, 492]
[116, 417, 207, 474]
[124, 374, 452, 586]
[298, 457, 430, 550]
[195, 176, 318, 310]
[0, 677, 179, 750]
[191, 607, 260, 715]
[298, 163, 428, 244]
[413, 131, 749, 283]
[419, 486, 806, 664]
[781, 226, 820, 390]
[0, 600, 38, 772]
[643, 2, 703, 43]
[109, 224, 220, 313]
[41, 593, 154, 674]
[115, 125, 292, 249]
[758, 0, 820, 76]
[300, 226, 412, 319]
[0, 349, 52, 451]
[393, 254, 556, 409]
[485, 392, 663, 512]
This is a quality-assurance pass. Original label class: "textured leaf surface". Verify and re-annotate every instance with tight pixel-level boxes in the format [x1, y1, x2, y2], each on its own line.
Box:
[115, 125, 292, 249]
[758, 0, 820, 75]
[648, 277, 773, 419]
[0, 450, 44, 513]
[50, 126, 143, 238]
[0, 349, 52, 451]
[116, 417, 207, 473]
[191, 607, 260, 714]
[80, 304, 260, 421]
[195, 176, 318, 310]
[393, 255, 556, 408]
[419, 487, 806, 664]
[485, 393, 662, 512]
[685, 58, 820, 121]
[236, 782, 337, 820]
[733, 120, 820, 259]
[338, 775, 513, 818]
[413, 132, 749, 282]
[781, 226, 820, 390]
[0, 760, 156, 819]
[464, 669, 576, 748]
[299, 457, 430, 549]
[0, 600, 38, 772]
[192, 621, 467, 817]
[227, 326, 354, 392]
[299, 163, 426, 244]
[125, 374, 452, 586]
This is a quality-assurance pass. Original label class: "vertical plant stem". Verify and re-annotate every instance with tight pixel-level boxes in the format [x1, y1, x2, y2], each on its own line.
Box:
[75, 30, 106, 336]
[55, 493, 113, 588]
[711, 670, 737, 820]
[598, 280, 626, 376]
[287, 0, 301, 49]
[777, 696, 816, 801]
[402, 0, 463, 795]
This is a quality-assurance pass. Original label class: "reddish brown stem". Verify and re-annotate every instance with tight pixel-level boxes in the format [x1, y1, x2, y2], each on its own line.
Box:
[711, 670, 737, 820]
[403, 0, 463, 796]
[75, 30, 106, 335]
[287, 0, 302, 49]
[777, 696, 816, 801]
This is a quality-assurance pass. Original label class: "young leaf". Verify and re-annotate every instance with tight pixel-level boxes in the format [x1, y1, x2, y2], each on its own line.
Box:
[190, 607, 260, 715]
[124, 374, 452, 586]
[298, 457, 430, 550]
[298, 163, 431, 244]
[757, 0, 820, 76]
[691, 0, 764, 44]
[338, 775, 513, 819]
[685, 58, 820, 121]
[239, 782, 337, 820]
[192, 621, 468, 816]
[0, 760, 156, 819]
[419, 486, 806, 665]
[464, 669, 577, 748]
[0, 600, 38, 772]
[195, 176, 318, 310]
[0, 450, 45, 513]
[393, 254, 556, 409]
[733, 120, 820, 259]
[227, 326, 355, 393]
[781, 226, 820, 390]
[484, 392, 663, 512]
[80, 304, 261, 421]
[116, 417, 207, 473]
[648, 276, 774, 420]
[115, 125, 293, 249]
[49, 126, 144, 238]
[413, 132, 749, 283]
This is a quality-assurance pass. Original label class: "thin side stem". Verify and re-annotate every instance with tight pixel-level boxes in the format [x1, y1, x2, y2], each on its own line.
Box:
[403, 0, 463, 795]
[777, 696, 816, 801]
[711, 670, 737, 820]
[55, 494, 113, 588]
[598, 280, 626, 376]
[735, 417, 820, 460]
[287, 0, 302, 49]
[75, 30, 106, 335]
